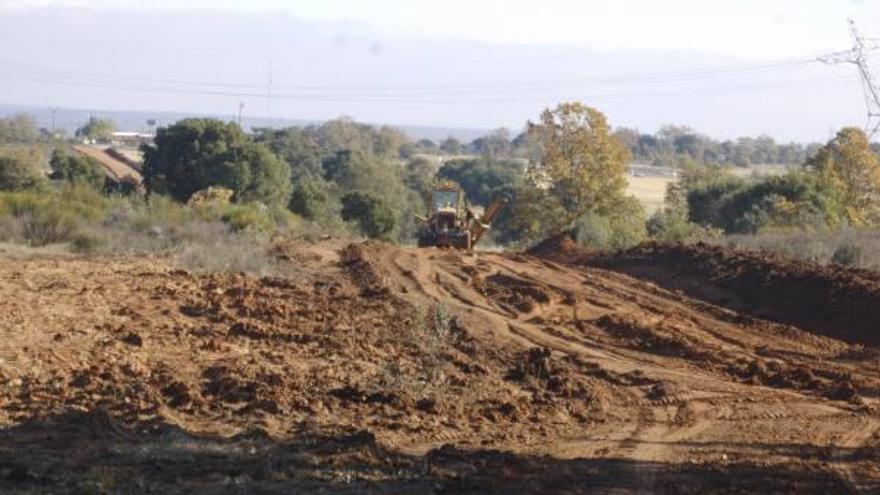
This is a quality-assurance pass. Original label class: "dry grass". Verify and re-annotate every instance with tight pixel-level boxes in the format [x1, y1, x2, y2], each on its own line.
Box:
[625, 176, 672, 214]
[717, 228, 880, 269]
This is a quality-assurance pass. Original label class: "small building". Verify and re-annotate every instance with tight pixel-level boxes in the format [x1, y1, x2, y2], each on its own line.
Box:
[109, 132, 153, 148]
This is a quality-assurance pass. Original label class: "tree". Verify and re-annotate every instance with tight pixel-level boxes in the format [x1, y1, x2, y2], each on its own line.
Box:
[253, 127, 323, 179]
[574, 195, 646, 249]
[805, 127, 880, 226]
[415, 138, 437, 151]
[404, 156, 437, 205]
[512, 102, 629, 240]
[439, 136, 465, 155]
[49, 149, 105, 189]
[75, 117, 115, 142]
[141, 118, 291, 206]
[289, 175, 336, 221]
[0, 147, 46, 191]
[469, 128, 512, 158]
[0, 114, 38, 144]
[437, 157, 523, 206]
[612, 127, 640, 158]
[341, 190, 395, 239]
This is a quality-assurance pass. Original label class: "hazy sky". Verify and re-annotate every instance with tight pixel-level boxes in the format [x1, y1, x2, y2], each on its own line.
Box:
[6, 0, 878, 58]
[1, 0, 878, 140]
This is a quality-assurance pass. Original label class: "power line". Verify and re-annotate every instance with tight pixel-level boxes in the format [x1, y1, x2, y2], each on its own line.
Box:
[819, 19, 880, 137]
[0, 54, 823, 97]
[0, 69, 852, 105]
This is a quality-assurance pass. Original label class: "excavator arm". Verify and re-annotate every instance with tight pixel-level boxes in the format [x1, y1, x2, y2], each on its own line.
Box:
[470, 196, 509, 244]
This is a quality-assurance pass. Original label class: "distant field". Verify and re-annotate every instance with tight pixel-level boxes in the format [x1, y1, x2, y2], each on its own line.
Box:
[626, 175, 673, 214]
[729, 164, 793, 178]
[625, 164, 793, 214]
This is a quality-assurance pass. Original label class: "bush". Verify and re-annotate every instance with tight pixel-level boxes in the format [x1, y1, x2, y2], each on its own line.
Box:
[220, 204, 274, 233]
[687, 173, 833, 234]
[49, 149, 105, 189]
[70, 231, 107, 253]
[20, 207, 80, 246]
[831, 244, 862, 266]
[142, 119, 291, 206]
[341, 190, 396, 240]
[573, 196, 646, 250]
[0, 147, 46, 191]
[648, 208, 710, 244]
[0, 186, 112, 246]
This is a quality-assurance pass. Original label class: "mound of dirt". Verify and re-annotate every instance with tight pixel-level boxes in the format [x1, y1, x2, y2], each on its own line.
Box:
[475, 274, 554, 314]
[593, 313, 714, 362]
[3, 240, 880, 492]
[588, 242, 880, 347]
[525, 232, 589, 263]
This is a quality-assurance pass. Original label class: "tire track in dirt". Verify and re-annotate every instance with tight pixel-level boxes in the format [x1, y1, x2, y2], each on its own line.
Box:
[3, 241, 879, 493]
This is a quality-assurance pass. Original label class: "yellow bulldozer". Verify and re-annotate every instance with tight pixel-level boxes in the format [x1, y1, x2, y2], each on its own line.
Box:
[416, 181, 508, 250]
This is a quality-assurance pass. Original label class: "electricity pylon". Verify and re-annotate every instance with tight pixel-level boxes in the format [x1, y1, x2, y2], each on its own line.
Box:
[819, 19, 880, 137]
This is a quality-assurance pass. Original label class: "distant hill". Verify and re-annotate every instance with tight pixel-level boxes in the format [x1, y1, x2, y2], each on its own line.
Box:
[0, 104, 492, 144]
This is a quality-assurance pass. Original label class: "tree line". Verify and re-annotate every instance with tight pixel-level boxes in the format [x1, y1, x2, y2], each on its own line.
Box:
[2, 108, 879, 251]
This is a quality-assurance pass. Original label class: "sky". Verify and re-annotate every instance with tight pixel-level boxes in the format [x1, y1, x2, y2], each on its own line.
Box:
[1, 0, 878, 141]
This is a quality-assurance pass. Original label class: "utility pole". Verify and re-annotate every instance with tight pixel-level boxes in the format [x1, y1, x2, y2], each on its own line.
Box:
[267, 59, 273, 120]
[238, 102, 245, 128]
[819, 19, 880, 137]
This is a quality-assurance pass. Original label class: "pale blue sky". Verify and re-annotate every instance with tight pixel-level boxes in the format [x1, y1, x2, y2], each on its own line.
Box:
[0, 1, 877, 140]
[5, 0, 877, 58]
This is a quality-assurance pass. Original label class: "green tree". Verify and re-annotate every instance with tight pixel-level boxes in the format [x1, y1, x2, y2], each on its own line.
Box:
[469, 128, 512, 159]
[341, 190, 395, 239]
[805, 127, 880, 226]
[439, 136, 465, 155]
[49, 149, 105, 189]
[142, 119, 291, 206]
[438, 157, 523, 206]
[511, 102, 629, 241]
[0, 147, 46, 191]
[0, 114, 38, 144]
[415, 138, 437, 152]
[574, 195, 646, 249]
[75, 117, 115, 142]
[405, 156, 437, 205]
[289, 175, 336, 221]
[253, 127, 323, 179]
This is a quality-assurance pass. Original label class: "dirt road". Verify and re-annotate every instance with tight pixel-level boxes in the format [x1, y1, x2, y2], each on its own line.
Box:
[0, 240, 878, 493]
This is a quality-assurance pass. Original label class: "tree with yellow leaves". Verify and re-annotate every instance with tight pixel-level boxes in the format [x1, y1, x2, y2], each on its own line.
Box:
[511, 102, 630, 242]
[806, 127, 880, 226]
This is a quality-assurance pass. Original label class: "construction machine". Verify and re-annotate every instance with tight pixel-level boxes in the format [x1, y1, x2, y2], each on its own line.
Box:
[416, 181, 508, 250]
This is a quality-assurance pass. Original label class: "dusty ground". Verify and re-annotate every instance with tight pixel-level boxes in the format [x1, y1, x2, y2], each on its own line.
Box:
[0, 238, 878, 494]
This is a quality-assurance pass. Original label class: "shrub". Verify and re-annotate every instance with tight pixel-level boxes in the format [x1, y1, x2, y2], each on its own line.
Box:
[0, 147, 46, 191]
[220, 204, 274, 233]
[49, 149, 105, 189]
[648, 208, 710, 244]
[831, 244, 862, 266]
[70, 231, 107, 253]
[574, 196, 647, 250]
[687, 173, 834, 234]
[341, 190, 396, 240]
[20, 207, 80, 246]
[142, 119, 291, 206]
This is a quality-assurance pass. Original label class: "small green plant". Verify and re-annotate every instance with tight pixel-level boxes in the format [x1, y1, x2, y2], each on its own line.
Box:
[832, 244, 862, 266]
[70, 231, 107, 253]
[20, 207, 80, 246]
[219, 204, 274, 233]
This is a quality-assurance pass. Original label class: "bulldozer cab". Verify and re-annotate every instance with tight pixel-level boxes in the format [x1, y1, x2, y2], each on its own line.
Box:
[431, 186, 466, 231]
[432, 187, 464, 215]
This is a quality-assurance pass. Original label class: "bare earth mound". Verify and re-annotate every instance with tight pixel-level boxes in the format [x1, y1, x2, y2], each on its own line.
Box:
[0, 240, 879, 493]
[588, 242, 880, 346]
